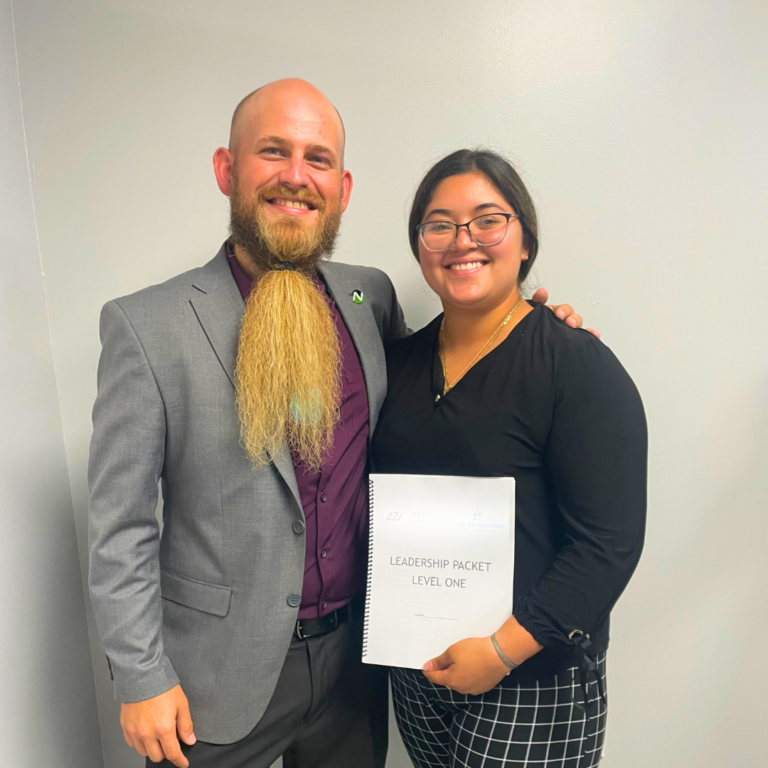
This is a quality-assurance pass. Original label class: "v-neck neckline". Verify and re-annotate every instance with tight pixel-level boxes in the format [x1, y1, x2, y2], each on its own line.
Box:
[430, 302, 539, 402]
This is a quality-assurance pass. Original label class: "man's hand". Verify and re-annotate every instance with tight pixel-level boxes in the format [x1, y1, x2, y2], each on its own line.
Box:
[120, 685, 196, 767]
[422, 637, 510, 696]
[531, 288, 601, 338]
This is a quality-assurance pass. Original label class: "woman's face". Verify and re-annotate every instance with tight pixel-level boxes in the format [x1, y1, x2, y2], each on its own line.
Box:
[417, 172, 528, 312]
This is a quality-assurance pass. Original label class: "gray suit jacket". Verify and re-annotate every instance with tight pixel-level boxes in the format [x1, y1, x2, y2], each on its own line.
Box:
[88, 245, 407, 744]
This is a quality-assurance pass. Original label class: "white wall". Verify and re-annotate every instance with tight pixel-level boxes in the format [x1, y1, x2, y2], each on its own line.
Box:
[0, 1, 102, 765]
[10, 0, 768, 766]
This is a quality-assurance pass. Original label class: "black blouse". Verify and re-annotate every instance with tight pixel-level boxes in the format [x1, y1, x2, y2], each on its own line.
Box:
[371, 303, 647, 680]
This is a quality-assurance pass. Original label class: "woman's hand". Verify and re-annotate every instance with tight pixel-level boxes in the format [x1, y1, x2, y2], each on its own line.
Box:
[422, 617, 544, 696]
[422, 637, 510, 696]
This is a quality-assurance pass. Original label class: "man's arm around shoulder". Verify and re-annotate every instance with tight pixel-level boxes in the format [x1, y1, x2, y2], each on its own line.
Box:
[360, 266, 409, 345]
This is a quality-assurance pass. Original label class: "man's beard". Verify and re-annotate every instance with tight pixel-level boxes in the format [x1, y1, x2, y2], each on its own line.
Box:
[231, 173, 344, 471]
[229, 171, 342, 272]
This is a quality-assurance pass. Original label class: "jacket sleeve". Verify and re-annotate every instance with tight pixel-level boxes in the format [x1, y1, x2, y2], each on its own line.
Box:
[88, 300, 180, 702]
[383, 273, 409, 347]
[515, 336, 648, 648]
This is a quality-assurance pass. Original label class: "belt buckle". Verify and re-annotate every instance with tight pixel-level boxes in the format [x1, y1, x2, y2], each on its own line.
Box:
[295, 620, 306, 640]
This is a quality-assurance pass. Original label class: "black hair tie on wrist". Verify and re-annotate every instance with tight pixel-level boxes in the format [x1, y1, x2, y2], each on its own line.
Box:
[273, 261, 298, 272]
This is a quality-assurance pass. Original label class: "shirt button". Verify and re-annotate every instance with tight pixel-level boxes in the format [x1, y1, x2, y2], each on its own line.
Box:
[322, 601, 328, 609]
[320, 550, 328, 559]
[435, 393, 441, 402]
[292, 520, 306, 535]
[320, 494, 327, 503]
[287, 593, 301, 608]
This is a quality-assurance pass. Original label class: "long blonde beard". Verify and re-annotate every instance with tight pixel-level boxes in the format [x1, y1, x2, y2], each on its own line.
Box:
[235, 269, 342, 471]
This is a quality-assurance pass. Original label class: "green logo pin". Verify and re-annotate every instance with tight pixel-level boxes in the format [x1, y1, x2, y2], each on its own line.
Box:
[352, 290, 364, 305]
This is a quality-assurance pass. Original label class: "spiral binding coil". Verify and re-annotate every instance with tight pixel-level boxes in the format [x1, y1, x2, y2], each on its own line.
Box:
[361, 476, 376, 658]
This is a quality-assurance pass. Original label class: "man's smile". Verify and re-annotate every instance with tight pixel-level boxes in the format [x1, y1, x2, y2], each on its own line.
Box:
[268, 197, 316, 211]
[263, 193, 321, 219]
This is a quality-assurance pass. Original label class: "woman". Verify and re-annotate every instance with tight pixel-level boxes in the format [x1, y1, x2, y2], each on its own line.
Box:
[370, 149, 647, 768]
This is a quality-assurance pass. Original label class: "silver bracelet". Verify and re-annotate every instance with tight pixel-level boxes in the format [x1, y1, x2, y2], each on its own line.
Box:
[491, 633, 519, 674]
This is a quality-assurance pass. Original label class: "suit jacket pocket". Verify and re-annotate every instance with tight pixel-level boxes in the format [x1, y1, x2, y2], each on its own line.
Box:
[160, 567, 232, 617]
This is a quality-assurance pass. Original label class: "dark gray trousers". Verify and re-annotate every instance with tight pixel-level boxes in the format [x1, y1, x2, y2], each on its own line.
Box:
[150, 614, 388, 768]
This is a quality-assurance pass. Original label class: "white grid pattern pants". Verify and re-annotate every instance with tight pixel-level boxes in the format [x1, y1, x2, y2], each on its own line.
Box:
[391, 655, 607, 768]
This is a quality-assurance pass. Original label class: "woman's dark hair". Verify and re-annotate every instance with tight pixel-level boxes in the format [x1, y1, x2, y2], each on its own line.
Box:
[408, 149, 539, 284]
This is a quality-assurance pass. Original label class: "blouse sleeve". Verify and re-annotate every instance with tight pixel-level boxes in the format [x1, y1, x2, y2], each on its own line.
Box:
[514, 335, 648, 648]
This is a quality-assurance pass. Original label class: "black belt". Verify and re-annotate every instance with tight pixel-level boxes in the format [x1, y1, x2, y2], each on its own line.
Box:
[294, 605, 350, 640]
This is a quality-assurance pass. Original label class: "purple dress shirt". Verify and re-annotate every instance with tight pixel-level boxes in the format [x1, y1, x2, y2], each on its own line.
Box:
[228, 250, 370, 619]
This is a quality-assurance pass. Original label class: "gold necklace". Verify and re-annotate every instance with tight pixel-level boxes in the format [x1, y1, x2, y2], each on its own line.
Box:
[439, 297, 524, 394]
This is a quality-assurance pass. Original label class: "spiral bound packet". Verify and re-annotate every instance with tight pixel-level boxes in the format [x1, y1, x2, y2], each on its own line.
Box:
[361, 477, 376, 660]
[362, 473, 515, 670]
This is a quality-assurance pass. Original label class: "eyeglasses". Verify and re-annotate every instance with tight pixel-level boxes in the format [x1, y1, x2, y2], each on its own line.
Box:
[417, 213, 518, 252]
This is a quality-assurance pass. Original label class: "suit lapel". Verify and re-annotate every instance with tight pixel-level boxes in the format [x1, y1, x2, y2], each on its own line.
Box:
[189, 277, 243, 389]
[320, 264, 387, 437]
[190, 247, 302, 510]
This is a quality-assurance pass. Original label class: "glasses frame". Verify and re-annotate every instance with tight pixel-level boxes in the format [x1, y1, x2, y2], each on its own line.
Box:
[417, 212, 518, 253]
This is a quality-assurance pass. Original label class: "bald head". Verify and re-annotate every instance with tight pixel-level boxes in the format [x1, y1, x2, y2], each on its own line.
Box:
[229, 79, 346, 165]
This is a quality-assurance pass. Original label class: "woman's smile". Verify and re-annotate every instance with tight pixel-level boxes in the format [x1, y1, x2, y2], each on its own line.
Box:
[444, 259, 489, 274]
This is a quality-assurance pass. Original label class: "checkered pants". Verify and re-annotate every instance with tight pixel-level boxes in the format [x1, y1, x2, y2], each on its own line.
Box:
[391, 655, 606, 768]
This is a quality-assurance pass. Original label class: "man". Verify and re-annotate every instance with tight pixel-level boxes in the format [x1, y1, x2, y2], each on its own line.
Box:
[88, 78, 588, 768]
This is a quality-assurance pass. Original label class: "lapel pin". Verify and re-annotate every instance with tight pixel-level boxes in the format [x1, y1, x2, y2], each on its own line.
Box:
[352, 290, 365, 305]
